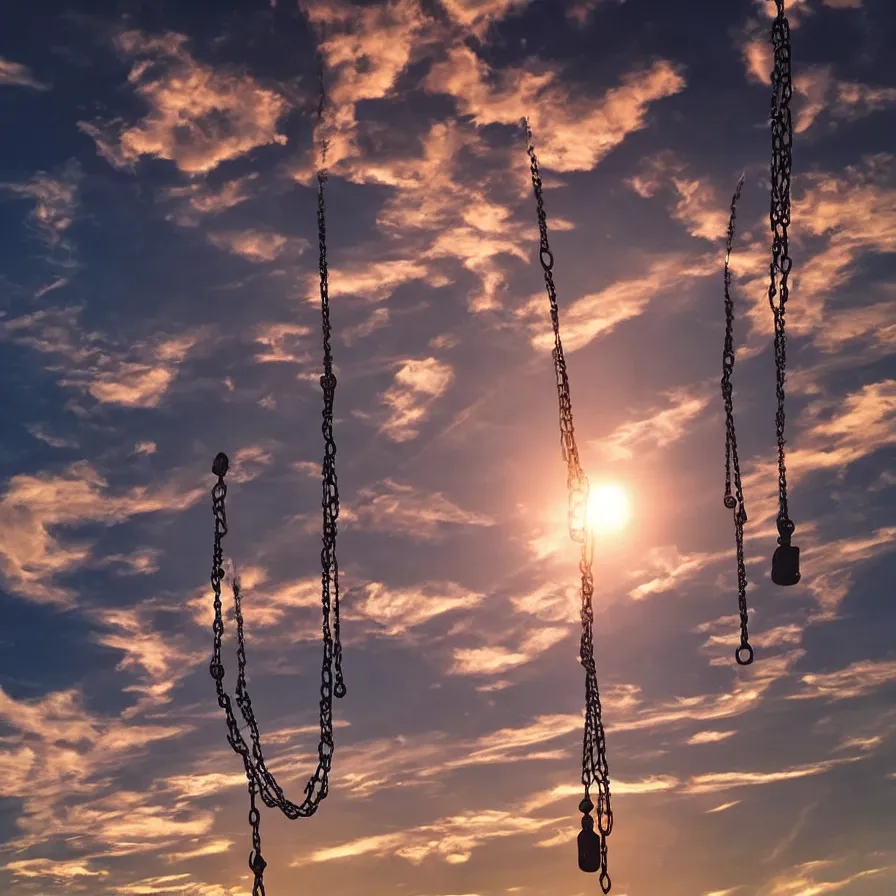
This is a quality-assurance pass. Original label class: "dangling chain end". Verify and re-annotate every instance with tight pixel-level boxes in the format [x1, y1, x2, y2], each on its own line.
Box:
[212, 452, 229, 479]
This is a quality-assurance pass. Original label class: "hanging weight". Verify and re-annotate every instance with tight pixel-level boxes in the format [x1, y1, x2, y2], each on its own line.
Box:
[578, 814, 602, 874]
[771, 517, 800, 586]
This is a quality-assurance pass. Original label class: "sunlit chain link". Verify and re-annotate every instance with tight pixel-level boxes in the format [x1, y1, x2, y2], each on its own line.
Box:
[206, 66, 345, 896]
[524, 118, 612, 894]
[523, 120, 589, 545]
[768, 0, 793, 527]
[721, 174, 753, 667]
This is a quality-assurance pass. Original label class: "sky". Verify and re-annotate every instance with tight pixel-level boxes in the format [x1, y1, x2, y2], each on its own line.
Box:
[0, 0, 894, 894]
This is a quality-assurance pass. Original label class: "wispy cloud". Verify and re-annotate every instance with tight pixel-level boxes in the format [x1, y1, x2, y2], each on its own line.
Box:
[2, 306, 203, 408]
[377, 357, 455, 441]
[352, 478, 495, 539]
[0, 461, 203, 604]
[0, 56, 49, 90]
[1, 160, 81, 257]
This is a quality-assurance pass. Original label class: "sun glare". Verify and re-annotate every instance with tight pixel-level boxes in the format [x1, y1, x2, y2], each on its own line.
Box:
[587, 483, 631, 534]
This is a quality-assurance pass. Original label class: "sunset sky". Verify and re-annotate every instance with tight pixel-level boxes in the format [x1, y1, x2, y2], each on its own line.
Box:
[1, 0, 895, 894]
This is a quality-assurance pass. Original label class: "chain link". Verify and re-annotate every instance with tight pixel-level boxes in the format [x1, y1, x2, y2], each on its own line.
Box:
[207, 60, 344, 896]
[524, 118, 612, 893]
[768, 0, 793, 528]
[720, 174, 753, 667]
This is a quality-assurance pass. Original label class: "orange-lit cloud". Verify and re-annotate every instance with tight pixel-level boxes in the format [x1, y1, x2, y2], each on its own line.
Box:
[0, 460, 203, 604]
[378, 356, 455, 441]
[79, 30, 288, 174]
[352, 479, 495, 538]
[0, 56, 49, 89]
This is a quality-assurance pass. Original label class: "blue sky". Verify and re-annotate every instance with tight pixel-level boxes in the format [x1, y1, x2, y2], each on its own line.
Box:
[1, 0, 894, 894]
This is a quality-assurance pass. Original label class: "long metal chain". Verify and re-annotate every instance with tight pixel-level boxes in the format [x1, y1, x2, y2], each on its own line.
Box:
[207, 60, 344, 896]
[524, 118, 612, 894]
[720, 174, 753, 667]
[769, 0, 793, 530]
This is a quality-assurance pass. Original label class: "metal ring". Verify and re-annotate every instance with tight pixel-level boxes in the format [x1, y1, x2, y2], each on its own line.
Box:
[334, 681, 346, 699]
[735, 643, 754, 666]
[539, 247, 554, 271]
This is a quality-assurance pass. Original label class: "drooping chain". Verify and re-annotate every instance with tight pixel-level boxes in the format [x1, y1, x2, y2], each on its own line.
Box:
[720, 174, 753, 667]
[767, 0, 801, 585]
[524, 118, 612, 894]
[206, 59, 344, 896]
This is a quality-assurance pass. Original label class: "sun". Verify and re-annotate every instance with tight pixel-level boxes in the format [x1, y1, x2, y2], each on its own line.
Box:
[587, 483, 631, 534]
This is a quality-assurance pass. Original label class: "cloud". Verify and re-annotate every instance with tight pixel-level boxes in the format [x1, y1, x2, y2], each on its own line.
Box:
[517, 251, 714, 353]
[161, 173, 259, 226]
[760, 861, 887, 896]
[567, 0, 626, 27]
[628, 152, 731, 240]
[791, 659, 896, 701]
[608, 654, 802, 733]
[2, 306, 202, 408]
[792, 66, 896, 133]
[439, 0, 533, 37]
[791, 380, 896, 477]
[207, 228, 301, 263]
[303, 255, 444, 304]
[300, 810, 559, 866]
[377, 357, 455, 441]
[1, 160, 81, 255]
[355, 580, 485, 635]
[352, 478, 495, 539]
[0, 56, 49, 90]
[450, 626, 569, 675]
[27, 424, 78, 449]
[0, 686, 193, 861]
[524, 775, 679, 815]
[79, 30, 288, 174]
[592, 388, 710, 461]
[684, 755, 862, 795]
[742, 28, 893, 132]
[337, 119, 524, 312]
[331, 714, 584, 801]
[3, 858, 107, 882]
[88, 604, 205, 715]
[426, 48, 685, 172]
[627, 545, 727, 601]
[688, 730, 737, 745]
[728, 154, 896, 355]
[0, 460, 204, 604]
[253, 322, 313, 364]
[342, 306, 391, 345]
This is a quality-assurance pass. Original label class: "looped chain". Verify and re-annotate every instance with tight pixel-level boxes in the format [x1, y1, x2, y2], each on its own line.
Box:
[720, 174, 753, 665]
[524, 118, 612, 893]
[206, 58, 345, 895]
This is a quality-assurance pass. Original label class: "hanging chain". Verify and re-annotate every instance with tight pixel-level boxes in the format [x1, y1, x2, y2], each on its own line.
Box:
[316, 47, 345, 703]
[524, 118, 612, 894]
[768, 0, 793, 528]
[206, 57, 344, 896]
[720, 174, 753, 667]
